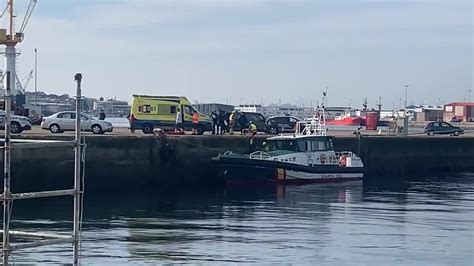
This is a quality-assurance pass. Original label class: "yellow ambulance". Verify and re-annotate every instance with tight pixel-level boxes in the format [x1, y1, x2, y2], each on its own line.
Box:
[130, 95, 212, 134]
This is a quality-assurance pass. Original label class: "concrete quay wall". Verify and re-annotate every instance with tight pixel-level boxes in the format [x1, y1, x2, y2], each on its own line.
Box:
[6, 135, 474, 192]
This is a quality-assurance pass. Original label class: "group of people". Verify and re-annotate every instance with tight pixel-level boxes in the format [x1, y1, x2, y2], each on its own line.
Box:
[175, 108, 201, 134]
[210, 110, 257, 137]
[129, 107, 257, 137]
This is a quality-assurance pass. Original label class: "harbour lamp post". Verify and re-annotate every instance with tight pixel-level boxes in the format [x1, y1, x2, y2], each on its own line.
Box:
[404, 84, 409, 110]
[34, 48, 37, 106]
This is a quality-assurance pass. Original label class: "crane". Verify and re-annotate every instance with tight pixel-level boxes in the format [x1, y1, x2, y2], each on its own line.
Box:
[0, 0, 38, 96]
[15, 69, 33, 94]
[19, 0, 37, 34]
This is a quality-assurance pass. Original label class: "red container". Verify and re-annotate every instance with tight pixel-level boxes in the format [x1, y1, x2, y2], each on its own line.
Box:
[366, 112, 378, 130]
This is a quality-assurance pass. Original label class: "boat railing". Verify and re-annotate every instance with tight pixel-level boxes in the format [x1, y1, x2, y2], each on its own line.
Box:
[296, 120, 327, 136]
[335, 151, 355, 159]
[249, 151, 271, 160]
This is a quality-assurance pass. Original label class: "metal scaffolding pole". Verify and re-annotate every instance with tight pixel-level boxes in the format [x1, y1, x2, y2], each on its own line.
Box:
[2, 71, 12, 265]
[0, 73, 84, 264]
[73, 73, 82, 265]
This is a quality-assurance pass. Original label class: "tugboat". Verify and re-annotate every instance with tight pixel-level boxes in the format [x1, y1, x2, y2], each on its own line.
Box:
[212, 93, 364, 185]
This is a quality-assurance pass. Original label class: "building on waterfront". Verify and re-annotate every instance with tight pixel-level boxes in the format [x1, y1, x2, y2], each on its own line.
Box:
[413, 107, 443, 122]
[93, 98, 131, 117]
[443, 102, 474, 122]
[194, 103, 234, 116]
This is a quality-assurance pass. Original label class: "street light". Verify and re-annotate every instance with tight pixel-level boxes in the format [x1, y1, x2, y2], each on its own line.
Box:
[404, 84, 409, 110]
[34, 48, 37, 106]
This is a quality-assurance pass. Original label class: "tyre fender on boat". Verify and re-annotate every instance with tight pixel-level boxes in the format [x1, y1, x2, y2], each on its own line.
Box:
[320, 154, 326, 164]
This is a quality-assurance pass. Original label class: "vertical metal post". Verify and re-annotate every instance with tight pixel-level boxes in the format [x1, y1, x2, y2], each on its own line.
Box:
[73, 73, 82, 265]
[34, 48, 37, 106]
[3, 71, 12, 265]
[404, 84, 408, 111]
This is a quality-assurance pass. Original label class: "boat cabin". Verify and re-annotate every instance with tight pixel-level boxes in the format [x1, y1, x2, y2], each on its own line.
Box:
[264, 135, 335, 153]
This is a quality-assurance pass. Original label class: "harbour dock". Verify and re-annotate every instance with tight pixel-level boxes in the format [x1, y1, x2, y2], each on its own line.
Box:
[6, 127, 474, 193]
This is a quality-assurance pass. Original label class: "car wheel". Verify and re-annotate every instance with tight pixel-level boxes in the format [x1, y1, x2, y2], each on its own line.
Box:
[269, 127, 278, 135]
[91, 124, 103, 134]
[11, 122, 22, 134]
[427, 131, 434, 136]
[49, 123, 61, 134]
[142, 125, 153, 134]
[196, 126, 204, 135]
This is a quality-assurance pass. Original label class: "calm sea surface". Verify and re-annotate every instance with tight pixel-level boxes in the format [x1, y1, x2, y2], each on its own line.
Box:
[8, 174, 474, 265]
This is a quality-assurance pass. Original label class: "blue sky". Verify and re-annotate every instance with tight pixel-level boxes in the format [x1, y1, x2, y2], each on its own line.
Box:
[6, 0, 473, 108]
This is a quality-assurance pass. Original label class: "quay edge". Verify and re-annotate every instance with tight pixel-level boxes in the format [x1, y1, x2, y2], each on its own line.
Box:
[4, 134, 474, 192]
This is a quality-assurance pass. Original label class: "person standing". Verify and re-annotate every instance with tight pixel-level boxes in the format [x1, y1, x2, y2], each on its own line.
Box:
[175, 108, 183, 133]
[128, 113, 135, 133]
[238, 113, 248, 135]
[218, 109, 226, 135]
[229, 111, 237, 134]
[99, 109, 106, 120]
[210, 111, 218, 135]
[247, 121, 258, 150]
[192, 111, 200, 134]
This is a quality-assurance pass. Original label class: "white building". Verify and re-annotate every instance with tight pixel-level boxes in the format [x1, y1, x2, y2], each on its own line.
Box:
[93, 99, 130, 117]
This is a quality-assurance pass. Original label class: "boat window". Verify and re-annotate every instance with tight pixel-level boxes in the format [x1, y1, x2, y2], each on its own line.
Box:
[311, 141, 326, 151]
[297, 141, 306, 151]
[327, 139, 334, 150]
[266, 140, 300, 152]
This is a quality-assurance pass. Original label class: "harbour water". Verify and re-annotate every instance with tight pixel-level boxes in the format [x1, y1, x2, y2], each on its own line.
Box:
[9, 174, 474, 265]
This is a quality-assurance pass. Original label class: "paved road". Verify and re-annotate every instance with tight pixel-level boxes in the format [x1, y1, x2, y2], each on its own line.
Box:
[10, 125, 474, 138]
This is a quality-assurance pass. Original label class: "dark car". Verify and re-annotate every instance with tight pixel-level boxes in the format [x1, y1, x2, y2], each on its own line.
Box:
[450, 116, 462, 123]
[424, 121, 464, 136]
[229, 112, 266, 132]
[265, 116, 300, 134]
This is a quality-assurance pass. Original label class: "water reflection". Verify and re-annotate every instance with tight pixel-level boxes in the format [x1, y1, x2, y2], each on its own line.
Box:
[8, 175, 474, 264]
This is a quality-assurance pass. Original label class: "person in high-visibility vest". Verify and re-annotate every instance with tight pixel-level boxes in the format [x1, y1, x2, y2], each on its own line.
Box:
[192, 112, 200, 134]
[248, 121, 257, 146]
[249, 121, 257, 135]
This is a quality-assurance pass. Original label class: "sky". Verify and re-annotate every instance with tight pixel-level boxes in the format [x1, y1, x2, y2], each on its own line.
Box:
[4, 0, 473, 109]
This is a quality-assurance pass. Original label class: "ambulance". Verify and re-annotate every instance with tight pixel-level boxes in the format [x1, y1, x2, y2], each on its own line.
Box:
[130, 95, 212, 134]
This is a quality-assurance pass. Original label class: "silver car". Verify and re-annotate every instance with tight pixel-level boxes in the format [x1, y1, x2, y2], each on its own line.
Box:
[0, 110, 32, 134]
[41, 111, 113, 134]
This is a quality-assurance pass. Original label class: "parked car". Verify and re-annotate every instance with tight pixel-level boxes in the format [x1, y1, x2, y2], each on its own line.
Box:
[0, 110, 32, 134]
[424, 121, 464, 136]
[265, 116, 300, 134]
[450, 116, 462, 123]
[41, 111, 113, 134]
[230, 112, 266, 132]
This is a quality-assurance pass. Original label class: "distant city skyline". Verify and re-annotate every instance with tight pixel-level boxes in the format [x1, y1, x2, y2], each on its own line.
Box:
[3, 0, 472, 109]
